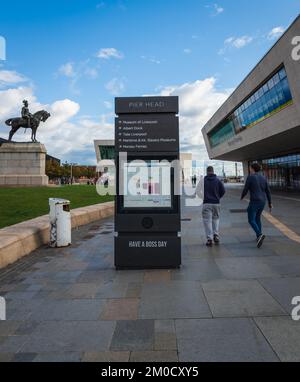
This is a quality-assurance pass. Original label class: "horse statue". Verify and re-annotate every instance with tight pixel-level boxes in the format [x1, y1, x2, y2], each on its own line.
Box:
[5, 102, 51, 143]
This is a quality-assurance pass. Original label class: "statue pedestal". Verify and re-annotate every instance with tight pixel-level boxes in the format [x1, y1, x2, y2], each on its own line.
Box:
[0, 143, 49, 187]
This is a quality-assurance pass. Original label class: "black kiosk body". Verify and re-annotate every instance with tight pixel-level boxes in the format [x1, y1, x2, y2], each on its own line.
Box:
[115, 96, 181, 269]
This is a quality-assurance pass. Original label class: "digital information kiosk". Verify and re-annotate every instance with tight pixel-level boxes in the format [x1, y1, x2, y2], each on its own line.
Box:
[114, 96, 181, 269]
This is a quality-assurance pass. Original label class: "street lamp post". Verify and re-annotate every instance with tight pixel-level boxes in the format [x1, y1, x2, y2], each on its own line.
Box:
[70, 163, 77, 185]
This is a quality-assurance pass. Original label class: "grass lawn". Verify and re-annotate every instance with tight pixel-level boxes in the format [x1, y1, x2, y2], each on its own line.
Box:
[0, 185, 114, 229]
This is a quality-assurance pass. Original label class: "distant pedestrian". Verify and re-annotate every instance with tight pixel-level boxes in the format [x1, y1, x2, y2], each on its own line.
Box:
[193, 175, 197, 187]
[241, 163, 273, 248]
[191, 175, 196, 187]
[201, 166, 226, 247]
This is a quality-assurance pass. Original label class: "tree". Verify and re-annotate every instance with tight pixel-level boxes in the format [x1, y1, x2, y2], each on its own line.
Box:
[46, 160, 63, 179]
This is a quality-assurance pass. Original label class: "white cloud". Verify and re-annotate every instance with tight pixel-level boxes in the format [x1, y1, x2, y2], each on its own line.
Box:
[268, 26, 285, 40]
[105, 78, 125, 96]
[219, 35, 253, 55]
[58, 62, 75, 78]
[56, 61, 99, 95]
[141, 55, 161, 64]
[0, 84, 113, 161]
[183, 48, 192, 54]
[156, 78, 232, 160]
[97, 48, 124, 60]
[84, 67, 98, 79]
[206, 3, 224, 16]
[0, 70, 28, 87]
[0, 86, 36, 120]
[154, 78, 243, 175]
[213, 4, 224, 15]
[40, 106, 114, 160]
[45, 99, 80, 129]
[227, 36, 253, 48]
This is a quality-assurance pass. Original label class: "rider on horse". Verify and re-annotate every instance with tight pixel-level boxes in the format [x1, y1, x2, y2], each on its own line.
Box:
[5, 101, 51, 142]
[21, 100, 33, 129]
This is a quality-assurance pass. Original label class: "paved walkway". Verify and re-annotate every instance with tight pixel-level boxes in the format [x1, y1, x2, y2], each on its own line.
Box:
[0, 186, 300, 362]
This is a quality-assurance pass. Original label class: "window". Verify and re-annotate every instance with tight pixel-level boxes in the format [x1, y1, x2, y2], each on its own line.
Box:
[209, 67, 293, 148]
[254, 153, 300, 191]
[99, 145, 115, 160]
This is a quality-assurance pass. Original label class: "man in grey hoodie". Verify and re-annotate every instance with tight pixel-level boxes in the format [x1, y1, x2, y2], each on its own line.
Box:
[202, 166, 226, 247]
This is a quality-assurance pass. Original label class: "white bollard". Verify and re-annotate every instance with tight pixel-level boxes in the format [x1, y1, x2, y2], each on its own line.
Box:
[0, 296, 6, 321]
[49, 198, 71, 247]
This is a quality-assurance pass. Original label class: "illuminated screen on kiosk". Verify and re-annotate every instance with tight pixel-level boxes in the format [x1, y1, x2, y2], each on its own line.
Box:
[123, 160, 172, 209]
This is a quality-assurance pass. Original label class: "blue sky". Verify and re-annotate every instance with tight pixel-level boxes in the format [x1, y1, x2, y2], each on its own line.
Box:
[0, 0, 299, 173]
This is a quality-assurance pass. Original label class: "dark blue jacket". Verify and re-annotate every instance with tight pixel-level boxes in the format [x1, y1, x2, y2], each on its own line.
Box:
[241, 173, 272, 205]
[203, 174, 226, 204]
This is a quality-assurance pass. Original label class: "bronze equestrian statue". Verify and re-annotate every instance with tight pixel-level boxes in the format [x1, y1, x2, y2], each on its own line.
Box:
[5, 100, 51, 142]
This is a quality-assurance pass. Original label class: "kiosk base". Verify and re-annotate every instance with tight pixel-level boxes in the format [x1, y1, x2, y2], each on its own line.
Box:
[115, 234, 181, 269]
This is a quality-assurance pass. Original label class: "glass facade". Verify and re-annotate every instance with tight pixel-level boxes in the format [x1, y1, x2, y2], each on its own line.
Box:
[209, 67, 293, 148]
[99, 145, 115, 160]
[251, 153, 300, 191]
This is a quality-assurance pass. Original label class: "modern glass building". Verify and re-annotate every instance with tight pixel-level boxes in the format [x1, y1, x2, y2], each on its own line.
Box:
[251, 154, 300, 191]
[202, 15, 300, 191]
[93, 139, 115, 174]
[208, 67, 293, 148]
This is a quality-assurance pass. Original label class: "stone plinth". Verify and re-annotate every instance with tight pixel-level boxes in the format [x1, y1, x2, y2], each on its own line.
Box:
[0, 142, 48, 187]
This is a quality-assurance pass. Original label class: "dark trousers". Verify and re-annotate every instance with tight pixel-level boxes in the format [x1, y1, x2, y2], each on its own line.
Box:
[247, 201, 265, 238]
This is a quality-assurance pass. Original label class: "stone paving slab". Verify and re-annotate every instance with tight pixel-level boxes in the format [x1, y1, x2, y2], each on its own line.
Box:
[130, 351, 178, 362]
[144, 270, 171, 283]
[139, 281, 212, 319]
[28, 299, 105, 321]
[13, 352, 37, 362]
[76, 270, 115, 284]
[0, 335, 29, 353]
[22, 270, 82, 285]
[33, 352, 82, 362]
[95, 281, 129, 299]
[223, 243, 278, 258]
[0, 352, 14, 362]
[126, 282, 142, 298]
[110, 320, 154, 351]
[82, 351, 130, 362]
[254, 317, 300, 362]
[202, 279, 287, 317]
[49, 283, 101, 300]
[0, 321, 20, 336]
[5, 298, 44, 321]
[100, 299, 139, 321]
[258, 277, 300, 314]
[171, 259, 223, 282]
[262, 255, 300, 277]
[175, 318, 279, 362]
[215, 257, 279, 279]
[154, 320, 177, 351]
[14, 321, 39, 336]
[19, 321, 116, 353]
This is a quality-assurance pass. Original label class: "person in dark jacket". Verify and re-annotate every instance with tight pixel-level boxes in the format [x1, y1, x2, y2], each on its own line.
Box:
[202, 166, 226, 247]
[241, 163, 273, 248]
